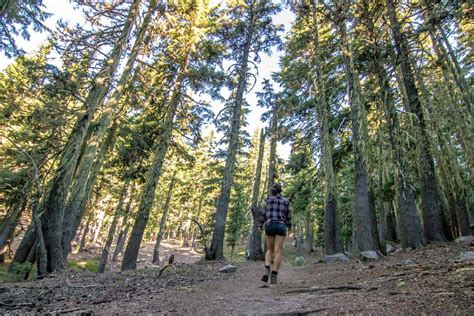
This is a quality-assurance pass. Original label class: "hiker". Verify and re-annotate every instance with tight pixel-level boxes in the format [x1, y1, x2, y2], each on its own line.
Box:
[259, 183, 292, 284]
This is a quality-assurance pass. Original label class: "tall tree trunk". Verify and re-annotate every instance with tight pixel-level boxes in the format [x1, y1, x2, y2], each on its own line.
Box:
[309, 0, 343, 255]
[121, 58, 188, 271]
[9, 224, 36, 270]
[32, 195, 47, 279]
[248, 129, 265, 260]
[62, 2, 157, 259]
[182, 210, 193, 247]
[113, 183, 136, 262]
[92, 213, 105, 244]
[98, 177, 131, 273]
[66, 123, 118, 254]
[208, 9, 256, 260]
[305, 213, 314, 254]
[436, 26, 473, 116]
[153, 171, 177, 264]
[190, 198, 203, 251]
[453, 193, 471, 236]
[427, 31, 473, 177]
[424, 3, 474, 113]
[79, 215, 92, 252]
[62, 113, 109, 257]
[376, 132, 386, 252]
[334, 0, 380, 253]
[412, 57, 456, 238]
[40, 0, 141, 272]
[360, 0, 425, 249]
[433, 122, 471, 237]
[385, 201, 398, 242]
[387, 0, 447, 243]
[0, 196, 27, 261]
[267, 104, 278, 196]
[295, 220, 303, 257]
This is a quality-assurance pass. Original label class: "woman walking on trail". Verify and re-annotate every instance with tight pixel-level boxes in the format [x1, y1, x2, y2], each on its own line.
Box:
[259, 183, 292, 284]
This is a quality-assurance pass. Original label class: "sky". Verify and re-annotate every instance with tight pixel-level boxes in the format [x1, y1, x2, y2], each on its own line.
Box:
[0, 0, 295, 159]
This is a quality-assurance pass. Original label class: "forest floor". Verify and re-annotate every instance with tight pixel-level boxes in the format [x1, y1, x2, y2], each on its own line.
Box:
[0, 239, 472, 314]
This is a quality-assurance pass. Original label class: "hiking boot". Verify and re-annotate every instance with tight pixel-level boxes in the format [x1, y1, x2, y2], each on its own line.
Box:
[262, 266, 270, 282]
[270, 272, 277, 284]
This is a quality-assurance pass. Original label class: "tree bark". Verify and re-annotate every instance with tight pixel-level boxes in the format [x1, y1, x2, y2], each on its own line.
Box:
[248, 129, 265, 260]
[305, 213, 314, 254]
[98, 177, 131, 273]
[427, 29, 473, 173]
[208, 7, 256, 260]
[309, 0, 343, 255]
[121, 58, 188, 271]
[67, 123, 118, 254]
[0, 196, 27, 261]
[9, 224, 36, 270]
[359, 0, 425, 249]
[427, 4, 474, 114]
[61, 2, 157, 260]
[387, 0, 446, 244]
[334, 0, 380, 253]
[62, 113, 109, 257]
[113, 183, 136, 262]
[32, 197, 47, 279]
[40, 0, 141, 272]
[412, 57, 456, 238]
[267, 103, 278, 196]
[453, 193, 471, 236]
[153, 171, 177, 264]
[385, 202, 398, 242]
[79, 211, 94, 252]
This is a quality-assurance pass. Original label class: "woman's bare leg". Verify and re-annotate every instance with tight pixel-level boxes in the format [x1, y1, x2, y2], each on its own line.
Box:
[265, 235, 275, 267]
[273, 235, 285, 271]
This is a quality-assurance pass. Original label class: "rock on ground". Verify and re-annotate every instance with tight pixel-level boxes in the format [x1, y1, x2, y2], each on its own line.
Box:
[218, 264, 237, 273]
[458, 251, 474, 261]
[455, 236, 473, 245]
[386, 243, 396, 254]
[402, 258, 416, 265]
[360, 251, 380, 261]
[324, 253, 350, 263]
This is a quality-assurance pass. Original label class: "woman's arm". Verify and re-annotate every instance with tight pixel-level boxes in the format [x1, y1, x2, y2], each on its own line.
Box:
[258, 199, 267, 228]
[286, 201, 292, 231]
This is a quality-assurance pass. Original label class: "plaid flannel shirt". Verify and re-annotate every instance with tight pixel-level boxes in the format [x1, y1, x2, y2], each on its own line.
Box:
[259, 194, 292, 230]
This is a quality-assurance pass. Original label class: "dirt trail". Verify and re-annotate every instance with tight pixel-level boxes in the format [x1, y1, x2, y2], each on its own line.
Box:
[0, 240, 472, 314]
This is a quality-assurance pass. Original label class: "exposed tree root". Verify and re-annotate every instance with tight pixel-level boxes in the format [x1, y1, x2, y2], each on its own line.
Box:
[0, 301, 35, 308]
[280, 305, 350, 315]
[285, 285, 364, 294]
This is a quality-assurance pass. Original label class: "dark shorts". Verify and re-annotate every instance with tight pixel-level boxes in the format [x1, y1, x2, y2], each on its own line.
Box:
[265, 222, 287, 236]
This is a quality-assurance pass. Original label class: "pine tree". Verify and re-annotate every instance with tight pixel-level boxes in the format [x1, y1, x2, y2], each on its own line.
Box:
[41, 0, 141, 272]
[247, 129, 265, 260]
[329, 0, 381, 253]
[122, 1, 222, 270]
[61, 1, 160, 259]
[356, 0, 425, 250]
[307, 0, 344, 255]
[208, 0, 283, 260]
[387, 0, 446, 244]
